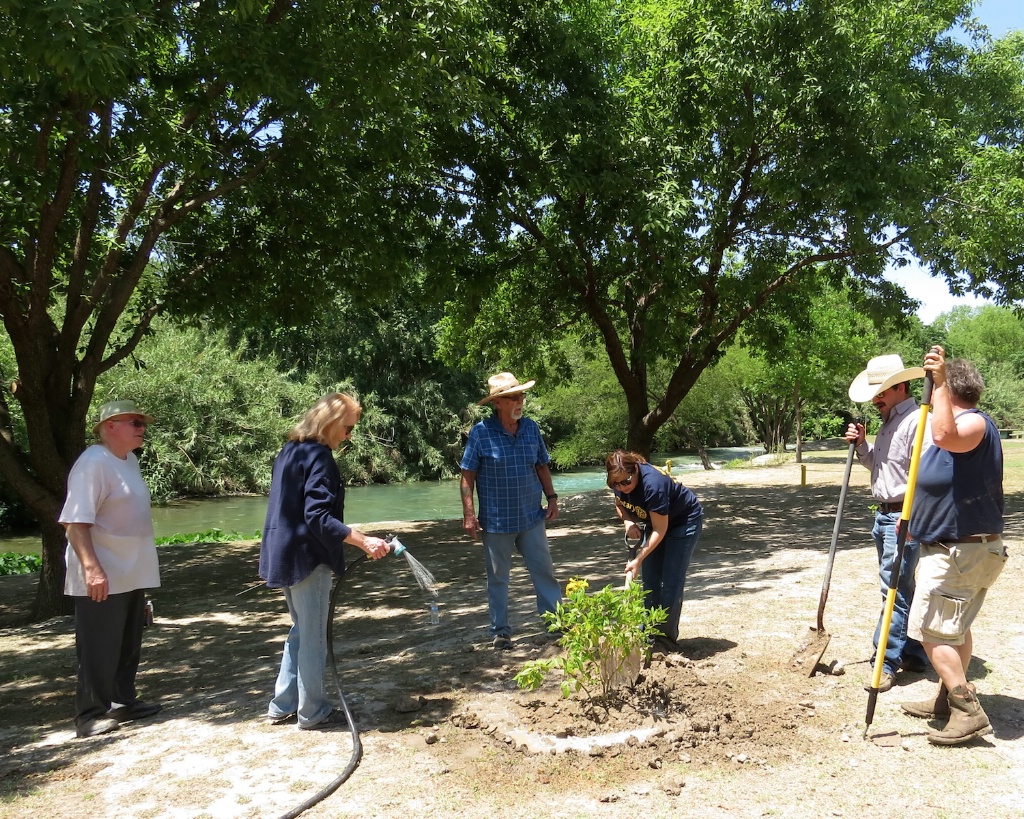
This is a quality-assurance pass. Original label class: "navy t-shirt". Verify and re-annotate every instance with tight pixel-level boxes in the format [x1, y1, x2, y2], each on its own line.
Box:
[614, 462, 702, 530]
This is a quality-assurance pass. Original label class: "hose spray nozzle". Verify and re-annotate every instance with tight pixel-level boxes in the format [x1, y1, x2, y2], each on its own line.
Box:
[387, 536, 407, 557]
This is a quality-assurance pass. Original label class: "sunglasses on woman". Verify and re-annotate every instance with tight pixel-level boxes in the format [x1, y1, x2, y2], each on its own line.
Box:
[611, 473, 634, 488]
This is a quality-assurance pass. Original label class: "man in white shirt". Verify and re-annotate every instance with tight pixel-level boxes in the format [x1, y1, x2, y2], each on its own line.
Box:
[61, 400, 161, 738]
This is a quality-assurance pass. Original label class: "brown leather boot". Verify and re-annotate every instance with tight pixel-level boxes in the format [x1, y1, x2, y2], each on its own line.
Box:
[927, 685, 991, 745]
[901, 682, 975, 719]
[901, 683, 950, 719]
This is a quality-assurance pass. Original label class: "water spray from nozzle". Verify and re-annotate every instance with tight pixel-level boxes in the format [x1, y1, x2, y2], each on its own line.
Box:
[387, 536, 438, 601]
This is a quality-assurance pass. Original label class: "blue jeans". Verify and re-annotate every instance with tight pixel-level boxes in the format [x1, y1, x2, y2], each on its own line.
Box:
[268, 564, 334, 728]
[642, 517, 702, 642]
[873, 511, 929, 674]
[481, 520, 561, 638]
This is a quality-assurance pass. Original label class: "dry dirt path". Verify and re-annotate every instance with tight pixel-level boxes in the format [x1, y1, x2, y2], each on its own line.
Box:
[2, 443, 1023, 818]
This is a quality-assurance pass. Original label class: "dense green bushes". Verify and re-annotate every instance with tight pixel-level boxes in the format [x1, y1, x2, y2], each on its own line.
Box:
[98, 322, 322, 502]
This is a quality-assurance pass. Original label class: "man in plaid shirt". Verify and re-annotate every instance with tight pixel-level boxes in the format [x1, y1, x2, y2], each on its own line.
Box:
[460, 372, 562, 649]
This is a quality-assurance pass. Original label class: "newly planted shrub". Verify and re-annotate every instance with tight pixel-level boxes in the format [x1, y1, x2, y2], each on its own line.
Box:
[515, 578, 667, 706]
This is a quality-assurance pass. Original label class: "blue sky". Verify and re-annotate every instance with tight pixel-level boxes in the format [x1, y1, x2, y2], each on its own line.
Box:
[884, 0, 1021, 323]
[974, 0, 1019, 38]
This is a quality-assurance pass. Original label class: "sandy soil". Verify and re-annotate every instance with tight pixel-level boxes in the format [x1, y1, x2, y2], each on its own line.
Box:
[1, 442, 1023, 819]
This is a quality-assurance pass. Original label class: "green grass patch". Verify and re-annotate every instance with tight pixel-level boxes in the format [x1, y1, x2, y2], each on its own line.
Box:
[155, 528, 260, 546]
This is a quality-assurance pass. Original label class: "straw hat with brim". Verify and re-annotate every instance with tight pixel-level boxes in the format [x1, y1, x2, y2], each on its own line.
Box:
[848, 355, 925, 403]
[477, 372, 536, 405]
[92, 400, 155, 434]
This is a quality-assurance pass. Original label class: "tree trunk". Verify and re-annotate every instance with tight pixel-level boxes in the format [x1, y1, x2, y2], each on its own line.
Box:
[623, 386, 656, 457]
[680, 427, 714, 470]
[794, 385, 803, 464]
[31, 518, 72, 620]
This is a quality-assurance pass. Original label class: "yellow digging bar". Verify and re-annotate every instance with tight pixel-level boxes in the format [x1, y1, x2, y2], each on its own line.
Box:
[863, 370, 934, 739]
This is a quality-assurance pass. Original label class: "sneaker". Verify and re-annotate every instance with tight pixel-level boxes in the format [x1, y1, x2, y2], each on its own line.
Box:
[107, 701, 162, 722]
[492, 635, 514, 650]
[864, 672, 895, 693]
[76, 716, 120, 738]
[299, 709, 349, 730]
[266, 711, 297, 725]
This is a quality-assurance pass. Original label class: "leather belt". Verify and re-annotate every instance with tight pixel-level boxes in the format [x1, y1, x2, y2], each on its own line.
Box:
[922, 535, 1000, 546]
[878, 502, 902, 514]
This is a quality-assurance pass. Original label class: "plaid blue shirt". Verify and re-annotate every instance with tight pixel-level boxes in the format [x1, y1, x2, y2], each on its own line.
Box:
[460, 415, 549, 534]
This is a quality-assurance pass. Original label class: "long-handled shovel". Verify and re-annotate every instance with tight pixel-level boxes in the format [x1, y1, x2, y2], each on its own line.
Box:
[789, 440, 856, 676]
[864, 372, 934, 738]
[623, 525, 645, 588]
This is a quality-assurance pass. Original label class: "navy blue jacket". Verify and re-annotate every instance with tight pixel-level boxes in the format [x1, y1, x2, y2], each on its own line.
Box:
[259, 440, 351, 588]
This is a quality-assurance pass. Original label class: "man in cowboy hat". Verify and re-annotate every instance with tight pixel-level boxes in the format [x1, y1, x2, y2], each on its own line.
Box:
[459, 372, 562, 649]
[845, 354, 932, 692]
[60, 400, 162, 737]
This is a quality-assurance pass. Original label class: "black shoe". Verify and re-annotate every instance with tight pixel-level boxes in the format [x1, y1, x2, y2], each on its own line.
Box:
[300, 709, 349, 730]
[107, 701, 162, 722]
[492, 635, 514, 650]
[267, 711, 297, 725]
[77, 716, 120, 738]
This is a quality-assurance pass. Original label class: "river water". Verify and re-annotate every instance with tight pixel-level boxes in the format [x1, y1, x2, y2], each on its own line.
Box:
[1, 447, 758, 555]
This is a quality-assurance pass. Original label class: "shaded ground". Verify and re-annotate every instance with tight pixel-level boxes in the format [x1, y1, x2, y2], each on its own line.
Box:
[2, 442, 1023, 818]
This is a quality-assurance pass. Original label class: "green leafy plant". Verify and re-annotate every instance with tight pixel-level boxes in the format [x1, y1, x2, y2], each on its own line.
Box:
[0, 552, 42, 577]
[515, 578, 667, 707]
[155, 529, 260, 546]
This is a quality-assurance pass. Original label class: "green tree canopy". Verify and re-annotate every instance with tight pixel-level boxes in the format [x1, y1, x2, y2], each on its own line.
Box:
[0, 0, 475, 619]
[435, 0, 1024, 456]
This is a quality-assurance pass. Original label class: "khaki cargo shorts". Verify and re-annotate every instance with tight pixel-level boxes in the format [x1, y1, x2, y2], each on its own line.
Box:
[907, 537, 1008, 646]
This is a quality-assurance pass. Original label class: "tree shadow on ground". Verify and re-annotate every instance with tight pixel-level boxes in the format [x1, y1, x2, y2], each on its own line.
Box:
[2, 477, 1022, 794]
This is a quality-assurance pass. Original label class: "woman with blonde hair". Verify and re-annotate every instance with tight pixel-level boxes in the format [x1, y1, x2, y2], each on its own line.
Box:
[605, 449, 703, 651]
[260, 393, 390, 729]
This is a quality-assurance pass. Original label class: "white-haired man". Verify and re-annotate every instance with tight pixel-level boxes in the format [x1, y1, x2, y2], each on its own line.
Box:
[460, 372, 561, 650]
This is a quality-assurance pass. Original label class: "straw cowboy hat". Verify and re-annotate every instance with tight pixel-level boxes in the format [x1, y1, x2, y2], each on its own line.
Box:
[477, 372, 536, 405]
[92, 400, 155, 434]
[848, 355, 925, 403]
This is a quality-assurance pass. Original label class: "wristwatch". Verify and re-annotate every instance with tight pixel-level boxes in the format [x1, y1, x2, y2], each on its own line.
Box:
[546, 493, 558, 501]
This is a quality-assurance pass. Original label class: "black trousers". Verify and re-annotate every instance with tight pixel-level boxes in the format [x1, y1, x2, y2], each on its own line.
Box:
[73, 589, 146, 726]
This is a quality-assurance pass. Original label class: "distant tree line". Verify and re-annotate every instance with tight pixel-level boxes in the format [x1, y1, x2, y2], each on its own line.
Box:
[7, 299, 1024, 537]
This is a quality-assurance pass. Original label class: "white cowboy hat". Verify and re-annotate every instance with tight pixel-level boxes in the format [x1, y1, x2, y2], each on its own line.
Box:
[848, 355, 925, 402]
[477, 372, 536, 405]
[92, 399, 155, 434]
